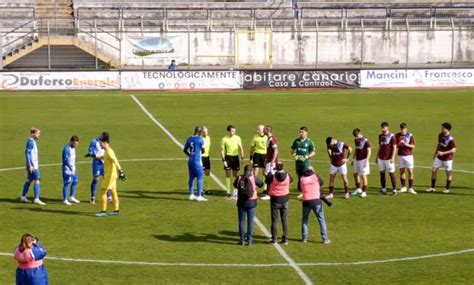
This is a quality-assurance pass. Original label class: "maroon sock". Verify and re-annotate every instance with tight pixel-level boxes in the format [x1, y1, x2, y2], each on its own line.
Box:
[431, 179, 436, 188]
[446, 180, 451, 189]
[389, 173, 397, 190]
[400, 178, 406, 187]
[355, 182, 361, 189]
[409, 179, 414, 188]
[380, 173, 386, 188]
[329, 186, 334, 194]
[344, 185, 348, 194]
[362, 185, 367, 192]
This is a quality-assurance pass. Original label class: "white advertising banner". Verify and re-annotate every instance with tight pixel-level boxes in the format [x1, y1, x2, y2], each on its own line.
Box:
[121, 71, 240, 90]
[361, 69, 474, 88]
[0, 72, 120, 91]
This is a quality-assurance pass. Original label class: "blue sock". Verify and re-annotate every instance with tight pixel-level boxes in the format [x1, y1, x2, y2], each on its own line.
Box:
[70, 181, 78, 198]
[63, 183, 70, 200]
[33, 183, 40, 199]
[22, 182, 31, 197]
[107, 190, 112, 199]
[197, 176, 204, 197]
[91, 179, 98, 198]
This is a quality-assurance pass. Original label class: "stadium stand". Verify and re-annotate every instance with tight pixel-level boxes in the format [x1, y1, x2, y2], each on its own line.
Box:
[1, 0, 473, 69]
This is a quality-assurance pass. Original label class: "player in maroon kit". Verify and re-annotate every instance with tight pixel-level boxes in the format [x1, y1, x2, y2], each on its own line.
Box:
[375, 122, 398, 195]
[426, 122, 457, 194]
[325, 137, 352, 199]
[395, 123, 417, 195]
[351, 128, 371, 198]
[262, 125, 278, 200]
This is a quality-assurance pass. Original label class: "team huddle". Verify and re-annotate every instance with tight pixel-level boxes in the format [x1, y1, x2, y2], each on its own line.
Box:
[20, 129, 127, 217]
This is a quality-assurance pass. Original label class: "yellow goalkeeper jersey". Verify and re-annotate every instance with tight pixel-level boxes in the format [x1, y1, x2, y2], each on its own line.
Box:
[104, 147, 121, 180]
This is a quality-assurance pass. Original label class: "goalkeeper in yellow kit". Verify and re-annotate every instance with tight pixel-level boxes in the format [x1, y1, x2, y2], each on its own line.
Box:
[95, 134, 126, 217]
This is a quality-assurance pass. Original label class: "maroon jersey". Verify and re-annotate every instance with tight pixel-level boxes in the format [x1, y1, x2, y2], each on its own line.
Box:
[354, 137, 371, 160]
[395, 132, 415, 156]
[378, 132, 396, 160]
[437, 133, 456, 161]
[328, 141, 349, 167]
[266, 136, 278, 163]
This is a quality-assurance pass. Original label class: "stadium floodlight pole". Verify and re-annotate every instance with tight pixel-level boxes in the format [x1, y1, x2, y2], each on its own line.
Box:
[47, 20, 51, 70]
[451, 17, 455, 68]
[94, 19, 98, 70]
[405, 18, 410, 69]
[187, 19, 190, 69]
[0, 21, 3, 70]
[360, 18, 364, 69]
[315, 19, 318, 68]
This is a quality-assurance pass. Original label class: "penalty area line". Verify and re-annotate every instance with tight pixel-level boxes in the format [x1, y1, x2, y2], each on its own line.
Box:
[129, 94, 314, 285]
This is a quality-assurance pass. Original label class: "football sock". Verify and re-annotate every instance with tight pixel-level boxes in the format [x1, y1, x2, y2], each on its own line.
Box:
[203, 176, 210, 190]
[70, 180, 78, 198]
[400, 178, 406, 187]
[343, 184, 348, 193]
[389, 173, 397, 190]
[380, 173, 386, 189]
[225, 177, 231, 194]
[362, 185, 367, 192]
[22, 182, 31, 197]
[329, 186, 334, 194]
[111, 189, 119, 211]
[63, 183, 71, 200]
[91, 179, 98, 198]
[445, 180, 451, 190]
[355, 182, 361, 189]
[33, 183, 40, 199]
[197, 176, 204, 197]
[409, 179, 414, 188]
[431, 179, 436, 188]
[101, 190, 108, 212]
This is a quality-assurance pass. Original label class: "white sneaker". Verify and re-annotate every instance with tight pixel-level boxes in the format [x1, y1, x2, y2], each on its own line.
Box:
[327, 193, 334, 199]
[399, 187, 407, 193]
[260, 195, 270, 200]
[408, 188, 417, 195]
[297, 193, 303, 200]
[351, 188, 362, 196]
[69, 197, 80, 204]
[63, 200, 72, 206]
[196, 196, 208, 202]
[392, 190, 398, 196]
[426, 188, 435, 192]
[360, 192, 367, 198]
[33, 199, 46, 205]
[189, 194, 196, 201]
[20, 196, 31, 203]
[442, 188, 450, 194]
[379, 188, 387, 195]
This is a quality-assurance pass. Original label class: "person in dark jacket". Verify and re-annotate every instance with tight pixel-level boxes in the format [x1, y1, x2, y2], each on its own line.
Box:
[234, 165, 264, 245]
[265, 161, 293, 245]
[300, 166, 331, 244]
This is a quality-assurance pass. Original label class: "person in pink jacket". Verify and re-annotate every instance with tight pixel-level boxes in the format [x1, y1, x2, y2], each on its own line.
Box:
[300, 167, 331, 244]
[14, 233, 48, 285]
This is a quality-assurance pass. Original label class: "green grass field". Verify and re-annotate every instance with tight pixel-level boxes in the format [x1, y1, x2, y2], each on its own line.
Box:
[0, 89, 473, 284]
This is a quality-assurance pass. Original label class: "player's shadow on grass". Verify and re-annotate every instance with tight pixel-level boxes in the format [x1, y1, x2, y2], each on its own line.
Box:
[153, 231, 268, 245]
[11, 207, 92, 216]
[120, 189, 229, 201]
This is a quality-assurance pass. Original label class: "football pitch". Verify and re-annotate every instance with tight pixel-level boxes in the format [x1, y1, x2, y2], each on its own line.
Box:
[0, 89, 473, 284]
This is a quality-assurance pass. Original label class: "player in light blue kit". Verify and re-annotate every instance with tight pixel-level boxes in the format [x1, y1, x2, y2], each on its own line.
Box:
[21, 128, 46, 205]
[85, 132, 111, 205]
[62, 135, 80, 205]
[183, 126, 207, 202]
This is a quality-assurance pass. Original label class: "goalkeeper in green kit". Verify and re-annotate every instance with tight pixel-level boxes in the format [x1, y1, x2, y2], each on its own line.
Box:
[290, 127, 316, 198]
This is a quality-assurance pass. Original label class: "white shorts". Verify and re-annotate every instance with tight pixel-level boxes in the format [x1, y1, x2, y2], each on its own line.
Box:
[432, 158, 453, 171]
[377, 159, 395, 173]
[353, 159, 370, 176]
[398, 155, 414, 169]
[264, 162, 275, 175]
[329, 163, 347, 175]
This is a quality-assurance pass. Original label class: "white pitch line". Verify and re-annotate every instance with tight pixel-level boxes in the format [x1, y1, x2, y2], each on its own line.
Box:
[2, 158, 472, 174]
[1, 248, 472, 267]
[130, 94, 313, 285]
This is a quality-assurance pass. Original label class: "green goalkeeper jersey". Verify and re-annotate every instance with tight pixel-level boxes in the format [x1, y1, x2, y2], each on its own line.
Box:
[291, 138, 315, 157]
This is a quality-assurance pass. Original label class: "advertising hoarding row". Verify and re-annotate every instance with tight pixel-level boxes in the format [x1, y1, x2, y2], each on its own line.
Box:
[1, 69, 473, 91]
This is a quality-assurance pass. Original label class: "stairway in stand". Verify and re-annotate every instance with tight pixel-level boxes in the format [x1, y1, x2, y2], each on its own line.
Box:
[35, 0, 75, 36]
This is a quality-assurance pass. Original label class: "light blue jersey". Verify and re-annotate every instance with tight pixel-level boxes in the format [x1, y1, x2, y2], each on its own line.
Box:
[25, 138, 39, 170]
[62, 144, 76, 176]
